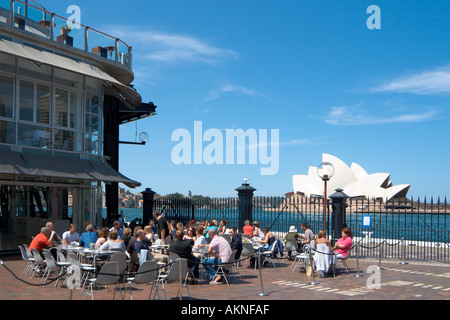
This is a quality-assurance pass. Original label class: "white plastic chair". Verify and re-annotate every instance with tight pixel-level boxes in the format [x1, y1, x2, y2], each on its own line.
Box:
[291, 240, 315, 273]
[240, 242, 257, 269]
[42, 251, 64, 287]
[125, 261, 160, 300]
[212, 249, 238, 286]
[85, 261, 122, 300]
[67, 251, 96, 291]
[30, 248, 47, 281]
[156, 258, 190, 300]
[18, 245, 35, 278]
[262, 241, 278, 268]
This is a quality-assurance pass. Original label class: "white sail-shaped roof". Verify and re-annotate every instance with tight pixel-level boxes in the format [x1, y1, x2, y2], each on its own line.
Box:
[292, 154, 410, 201]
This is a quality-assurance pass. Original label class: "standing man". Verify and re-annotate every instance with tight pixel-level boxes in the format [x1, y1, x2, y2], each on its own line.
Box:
[202, 229, 232, 284]
[229, 226, 242, 261]
[109, 220, 123, 238]
[153, 210, 171, 244]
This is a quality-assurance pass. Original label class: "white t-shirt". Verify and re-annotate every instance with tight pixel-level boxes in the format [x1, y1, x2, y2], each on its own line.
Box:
[194, 235, 207, 252]
[63, 231, 80, 243]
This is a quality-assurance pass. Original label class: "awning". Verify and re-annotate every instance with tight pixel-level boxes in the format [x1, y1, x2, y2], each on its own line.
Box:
[0, 39, 141, 107]
[0, 151, 141, 188]
[119, 100, 157, 124]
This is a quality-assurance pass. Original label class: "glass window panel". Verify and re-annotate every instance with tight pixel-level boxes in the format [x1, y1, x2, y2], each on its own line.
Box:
[18, 123, 52, 149]
[86, 93, 101, 114]
[69, 92, 83, 130]
[36, 84, 50, 124]
[0, 120, 16, 144]
[54, 88, 68, 127]
[54, 68, 83, 90]
[85, 134, 100, 155]
[0, 74, 14, 118]
[0, 52, 16, 74]
[54, 129, 83, 152]
[18, 58, 52, 82]
[19, 80, 34, 122]
[86, 76, 103, 96]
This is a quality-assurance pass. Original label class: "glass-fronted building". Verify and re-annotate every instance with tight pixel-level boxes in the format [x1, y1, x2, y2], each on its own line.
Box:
[0, 0, 156, 251]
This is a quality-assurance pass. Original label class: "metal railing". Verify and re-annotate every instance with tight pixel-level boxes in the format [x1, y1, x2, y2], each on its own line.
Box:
[0, 0, 132, 69]
[153, 195, 450, 262]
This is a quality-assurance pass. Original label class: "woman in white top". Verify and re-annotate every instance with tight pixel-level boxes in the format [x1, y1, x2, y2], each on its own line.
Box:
[253, 221, 265, 240]
[99, 230, 126, 252]
[313, 230, 334, 278]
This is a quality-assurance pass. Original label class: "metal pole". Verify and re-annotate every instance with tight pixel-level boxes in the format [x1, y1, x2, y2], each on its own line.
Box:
[355, 244, 364, 278]
[308, 248, 319, 285]
[178, 259, 183, 300]
[323, 179, 327, 232]
[378, 241, 385, 270]
[399, 237, 408, 265]
[257, 250, 269, 297]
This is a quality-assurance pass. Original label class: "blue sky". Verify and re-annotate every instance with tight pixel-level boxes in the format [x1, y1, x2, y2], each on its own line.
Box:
[53, 1, 449, 198]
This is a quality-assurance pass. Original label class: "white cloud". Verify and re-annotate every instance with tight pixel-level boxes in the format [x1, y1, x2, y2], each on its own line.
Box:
[373, 65, 450, 95]
[108, 27, 237, 64]
[204, 84, 258, 101]
[322, 106, 437, 126]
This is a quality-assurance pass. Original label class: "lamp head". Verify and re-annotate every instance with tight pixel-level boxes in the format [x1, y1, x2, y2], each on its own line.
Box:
[138, 132, 149, 144]
[317, 161, 335, 181]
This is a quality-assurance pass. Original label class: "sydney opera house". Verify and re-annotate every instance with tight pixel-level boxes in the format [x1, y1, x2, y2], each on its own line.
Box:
[293, 154, 410, 201]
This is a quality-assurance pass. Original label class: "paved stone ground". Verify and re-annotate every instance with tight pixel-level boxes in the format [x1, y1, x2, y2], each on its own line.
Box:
[0, 254, 449, 302]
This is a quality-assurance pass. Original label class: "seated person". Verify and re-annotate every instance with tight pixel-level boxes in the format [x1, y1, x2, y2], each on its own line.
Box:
[131, 229, 152, 268]
[332, 227, 353, 259]
[300, 223, 315, 244]
[284, 225, 302, 258]
[193, 225, 207, 258]
[100, 230, 126, 252]
[202, 229, 232, 284]
[314, 230, 334, 278]
[95, 227, 109, 249]
[253, 221, 265, 240]
[260, 227, 275, 250]
[62, 224, 80, 245]
[242, 220, 254, 239]
[45, 221, 62, 246]
[29, 227, 55, 254]
[79, 224, 98, 248]
[169, 230, 200, 282]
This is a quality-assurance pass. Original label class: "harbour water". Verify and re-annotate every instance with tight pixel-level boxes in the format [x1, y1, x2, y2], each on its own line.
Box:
[102, 207, 449, 243]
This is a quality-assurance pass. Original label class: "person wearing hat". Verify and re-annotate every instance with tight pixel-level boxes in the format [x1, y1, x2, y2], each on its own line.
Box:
[283, 226, 302, 259]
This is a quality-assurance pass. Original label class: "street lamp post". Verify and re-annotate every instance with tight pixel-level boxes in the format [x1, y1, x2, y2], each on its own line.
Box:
[317, 162, 335, 233]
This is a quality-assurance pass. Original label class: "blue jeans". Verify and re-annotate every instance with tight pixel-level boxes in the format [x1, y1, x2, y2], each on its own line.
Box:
[202, 257, 222, 281]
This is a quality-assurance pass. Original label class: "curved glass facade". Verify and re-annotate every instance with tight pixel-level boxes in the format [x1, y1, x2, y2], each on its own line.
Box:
[0, 51, 104, 158]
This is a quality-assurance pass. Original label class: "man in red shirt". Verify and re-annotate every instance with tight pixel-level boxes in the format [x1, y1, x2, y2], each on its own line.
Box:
[242, 220, 254, 238]
[29, 227, 54, 253]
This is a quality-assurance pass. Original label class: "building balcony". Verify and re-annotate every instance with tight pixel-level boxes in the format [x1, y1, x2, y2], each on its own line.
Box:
[0, 0, 132, 71]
